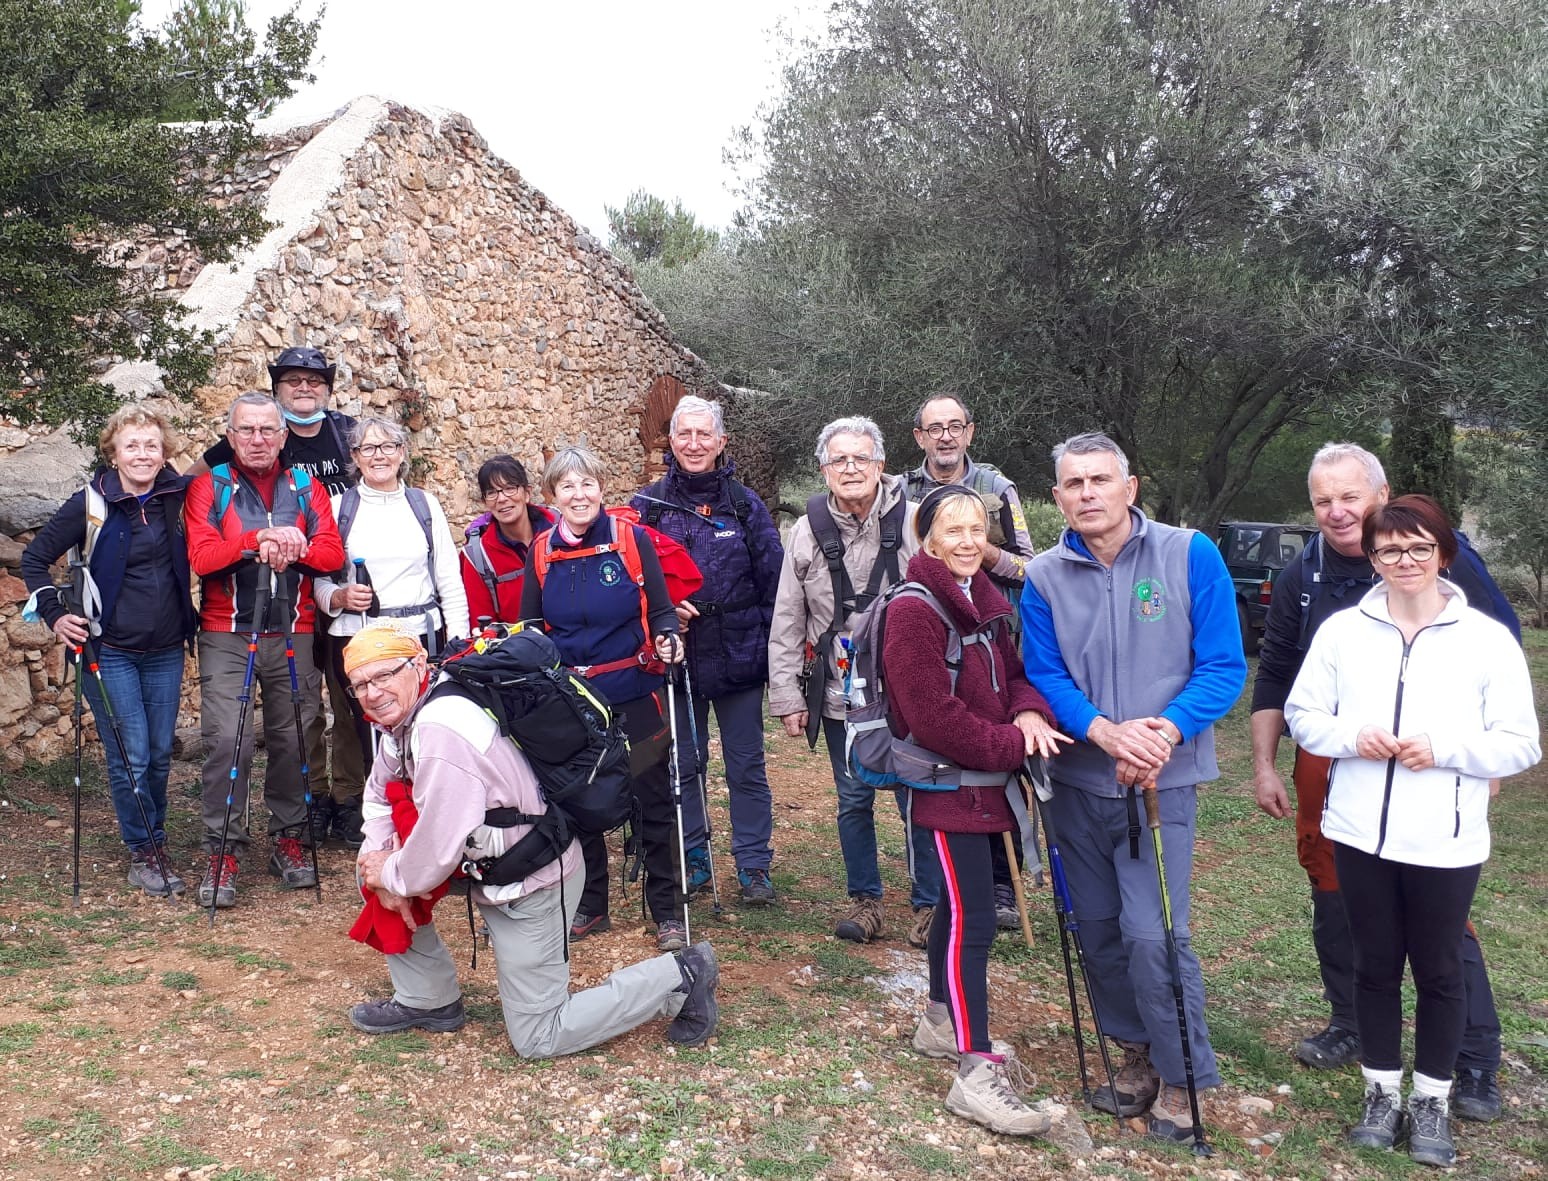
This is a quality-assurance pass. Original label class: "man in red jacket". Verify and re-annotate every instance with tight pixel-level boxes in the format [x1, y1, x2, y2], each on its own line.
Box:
[185, 392, 345, 908]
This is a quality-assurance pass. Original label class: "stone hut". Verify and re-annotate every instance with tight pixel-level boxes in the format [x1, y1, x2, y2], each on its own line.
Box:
[0, 95, 760, 763]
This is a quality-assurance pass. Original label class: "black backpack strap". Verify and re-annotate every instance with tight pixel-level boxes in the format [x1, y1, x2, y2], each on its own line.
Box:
[405, 486, 435, 558]
[335, 485, 361, 546]
[863, 497, 906, 608]
[806, 494, 856, 628]
[1296, 535, 1321, 653]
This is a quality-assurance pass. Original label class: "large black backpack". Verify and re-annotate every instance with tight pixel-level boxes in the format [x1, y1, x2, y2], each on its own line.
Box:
[431, 625, 631, 886]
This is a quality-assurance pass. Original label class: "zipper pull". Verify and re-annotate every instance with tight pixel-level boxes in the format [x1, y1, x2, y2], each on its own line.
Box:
[1399, 651, 1410, 683]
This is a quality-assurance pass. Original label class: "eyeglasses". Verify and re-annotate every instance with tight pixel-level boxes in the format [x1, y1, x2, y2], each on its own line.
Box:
[921, 421, 969, 440]
[823, 455, 877, 472]
[230, 425, 284, 439]
[345, 658, 415, 699]
[279, 374, 328, 388]
[1371, 543, 1437, 566]
[356, 442, 403, 457]
[483, 485, 525, 502]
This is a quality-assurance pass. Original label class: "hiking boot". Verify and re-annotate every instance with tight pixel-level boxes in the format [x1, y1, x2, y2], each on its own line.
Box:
[993, 882, 1019, 931]
[128, 845, 185, 897]
[1407, 1094, 1456, 1167]
[834, 895, 884, 943]
[946, 1054, 1052, 1137]
[569, 911, 611, 942]
[656, 919, 688, 953]
[907, 905, 935, 949]
[1452, 1068, 1501, 1122]
[331, 797, 365, 850]
[1147, 1082, 1199, 1143]
[349, 996, 466, 1035]
[685, 845, 712, 897]
[1297, 1023, 1361, 1069]
[302, 794, 336, 849]
[197, 854, 239, 909]
[912, 1003, 1015, 1061]
[738, 867, 777, 906]
[1348, 1082, 1405, 1150]
[668, 941, 719, 1046]
[269, 831, 317, 890]
[1091, 1039, 1160, 1116]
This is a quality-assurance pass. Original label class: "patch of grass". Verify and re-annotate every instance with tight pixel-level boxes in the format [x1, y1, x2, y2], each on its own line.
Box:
[188, 942, 291, 971]
[895, 1139, 967, 1173]
[0, 931, 69, 969]
[351, 1031, 434, 1064]
[0, 1015, 43, 1052]
[118, 1133, 218, 1171]
[89, 967, 148, 986]
[46, 1110, 109, 1159]
[160, 970, 198, 990]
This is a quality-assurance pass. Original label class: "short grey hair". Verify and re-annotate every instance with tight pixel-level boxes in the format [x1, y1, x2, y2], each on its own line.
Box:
[226, 391, 285, 430]
[541, 445, 609, 498]
[349, 416, 411, 483]
[1309, 442, 1386, 494]
[669, 395, 725, 437]
[1051, 431, 1130, 481]
[815, 416, 886, 467]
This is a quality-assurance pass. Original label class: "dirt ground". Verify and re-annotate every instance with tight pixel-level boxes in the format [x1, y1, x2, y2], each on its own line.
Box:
[1, 722, 1543, 1180]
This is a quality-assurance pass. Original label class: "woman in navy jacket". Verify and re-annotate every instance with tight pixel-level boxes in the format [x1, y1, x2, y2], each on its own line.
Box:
[884, 485, 1069, 1137]
[519, 446, 699, 951]
[21, 405, 197, 895]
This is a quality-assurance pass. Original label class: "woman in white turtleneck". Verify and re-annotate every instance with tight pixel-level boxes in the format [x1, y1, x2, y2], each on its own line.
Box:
[314, 416, 468, 763]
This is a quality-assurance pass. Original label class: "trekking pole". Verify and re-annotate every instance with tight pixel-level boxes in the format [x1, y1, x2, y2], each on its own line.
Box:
[272, 572, 323, 902]
[210, 566, 271, 925]
[65, 568, 175, 903]
[1022, 762, 1119, 1117]
[999, 830, 1035, 948]
[663, 658, 693, 945]
[1142, 783, 1212, 1157]
[680, 661, 722, 917]
[69, 643, 84, 907]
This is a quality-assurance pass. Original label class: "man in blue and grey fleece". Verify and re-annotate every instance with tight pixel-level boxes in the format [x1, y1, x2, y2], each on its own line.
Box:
[1020, 431, 1247, 1143]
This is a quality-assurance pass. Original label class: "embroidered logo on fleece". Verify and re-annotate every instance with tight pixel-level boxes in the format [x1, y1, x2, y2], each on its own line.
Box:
[1133, 578, 1167, 621]
[598, 557, 624, 586]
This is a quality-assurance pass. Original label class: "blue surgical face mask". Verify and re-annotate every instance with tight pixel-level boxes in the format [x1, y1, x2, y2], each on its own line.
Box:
[282, 409, 327, 426]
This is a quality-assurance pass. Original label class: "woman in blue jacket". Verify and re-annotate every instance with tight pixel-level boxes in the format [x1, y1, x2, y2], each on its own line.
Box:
[21, 405, 197, 896]
[520, 446, 698, 951]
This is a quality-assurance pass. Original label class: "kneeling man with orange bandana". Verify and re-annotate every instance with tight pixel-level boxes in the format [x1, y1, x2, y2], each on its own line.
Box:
[342, 622, 719, 1056]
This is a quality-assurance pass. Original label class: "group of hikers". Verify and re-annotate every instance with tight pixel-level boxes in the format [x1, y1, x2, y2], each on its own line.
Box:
[19, 347, 1540, 1167]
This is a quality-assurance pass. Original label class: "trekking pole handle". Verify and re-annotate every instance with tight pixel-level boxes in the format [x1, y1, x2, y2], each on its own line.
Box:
[1143, 782, 1162, 829]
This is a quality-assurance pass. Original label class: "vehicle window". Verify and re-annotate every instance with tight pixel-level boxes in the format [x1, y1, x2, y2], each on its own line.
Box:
[1226, 528, 1264, 565]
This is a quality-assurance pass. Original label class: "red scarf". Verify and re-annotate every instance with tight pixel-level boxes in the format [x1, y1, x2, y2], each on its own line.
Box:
[346, 779, 452, 954]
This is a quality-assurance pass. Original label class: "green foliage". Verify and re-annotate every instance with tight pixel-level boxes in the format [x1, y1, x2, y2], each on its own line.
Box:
[643, 0, 1547, 528]
[0, 0, 320, 434]
[605, 189, 719, 268]
[1021, 500, 1065, 552]
[1469, 432, 1548, 627]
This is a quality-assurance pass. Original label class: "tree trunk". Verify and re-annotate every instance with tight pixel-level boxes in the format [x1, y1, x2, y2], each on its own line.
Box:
[1388, 395, 1460, 519]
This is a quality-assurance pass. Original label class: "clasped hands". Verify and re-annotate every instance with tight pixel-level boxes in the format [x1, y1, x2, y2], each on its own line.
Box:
[1356, 725, 1435, 771]
[1088, 715, 1181, 787]
[255, 525, 309, 572]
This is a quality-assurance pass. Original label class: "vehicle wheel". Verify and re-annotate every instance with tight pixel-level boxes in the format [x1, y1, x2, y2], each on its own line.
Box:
[1238, 601, 1258, 656]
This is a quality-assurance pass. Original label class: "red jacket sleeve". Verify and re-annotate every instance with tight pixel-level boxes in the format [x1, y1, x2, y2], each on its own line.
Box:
[185, 472, 263, 577]
[882, 597, 1026, 773]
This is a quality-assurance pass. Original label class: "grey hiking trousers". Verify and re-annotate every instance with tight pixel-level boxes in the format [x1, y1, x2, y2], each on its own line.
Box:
[385, 867, 687, 1059]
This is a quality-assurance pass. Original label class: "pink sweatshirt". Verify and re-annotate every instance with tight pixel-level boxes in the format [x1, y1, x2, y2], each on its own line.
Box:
[362, 687, 580, 903]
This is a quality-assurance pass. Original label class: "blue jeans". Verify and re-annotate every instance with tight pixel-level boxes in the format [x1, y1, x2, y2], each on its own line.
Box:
[822, 717, 940, 908]
[691, 686, 774, 871]
[81, 643, 185, 852]
[1048, 782, 1220, 1088]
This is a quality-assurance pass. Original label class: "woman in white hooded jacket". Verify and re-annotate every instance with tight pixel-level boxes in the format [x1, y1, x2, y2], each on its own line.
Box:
[1285, 495, 1538, 1169]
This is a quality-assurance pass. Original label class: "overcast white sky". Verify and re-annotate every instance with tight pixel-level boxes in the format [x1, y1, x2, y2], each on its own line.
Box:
[139, 0, 827, 238]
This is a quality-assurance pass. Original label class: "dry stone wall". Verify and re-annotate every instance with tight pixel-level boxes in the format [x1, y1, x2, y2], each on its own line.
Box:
[0, 97, 732, 764]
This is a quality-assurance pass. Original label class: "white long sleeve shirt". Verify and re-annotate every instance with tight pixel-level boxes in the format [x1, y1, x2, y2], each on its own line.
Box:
[314, 483, 470, 641]
[1285, 582, 1539, 868]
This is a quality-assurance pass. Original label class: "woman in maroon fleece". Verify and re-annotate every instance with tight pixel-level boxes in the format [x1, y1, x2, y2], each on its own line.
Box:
[887, 485, 1071, 1136]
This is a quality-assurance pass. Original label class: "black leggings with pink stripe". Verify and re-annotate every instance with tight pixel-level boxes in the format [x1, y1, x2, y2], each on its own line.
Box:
[927, 829, 1000, 1054]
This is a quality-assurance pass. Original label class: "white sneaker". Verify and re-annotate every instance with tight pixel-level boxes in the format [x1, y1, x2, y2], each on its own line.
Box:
[912, 1006, 1014, 1060]
[946, 1055, 1053, 1137]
